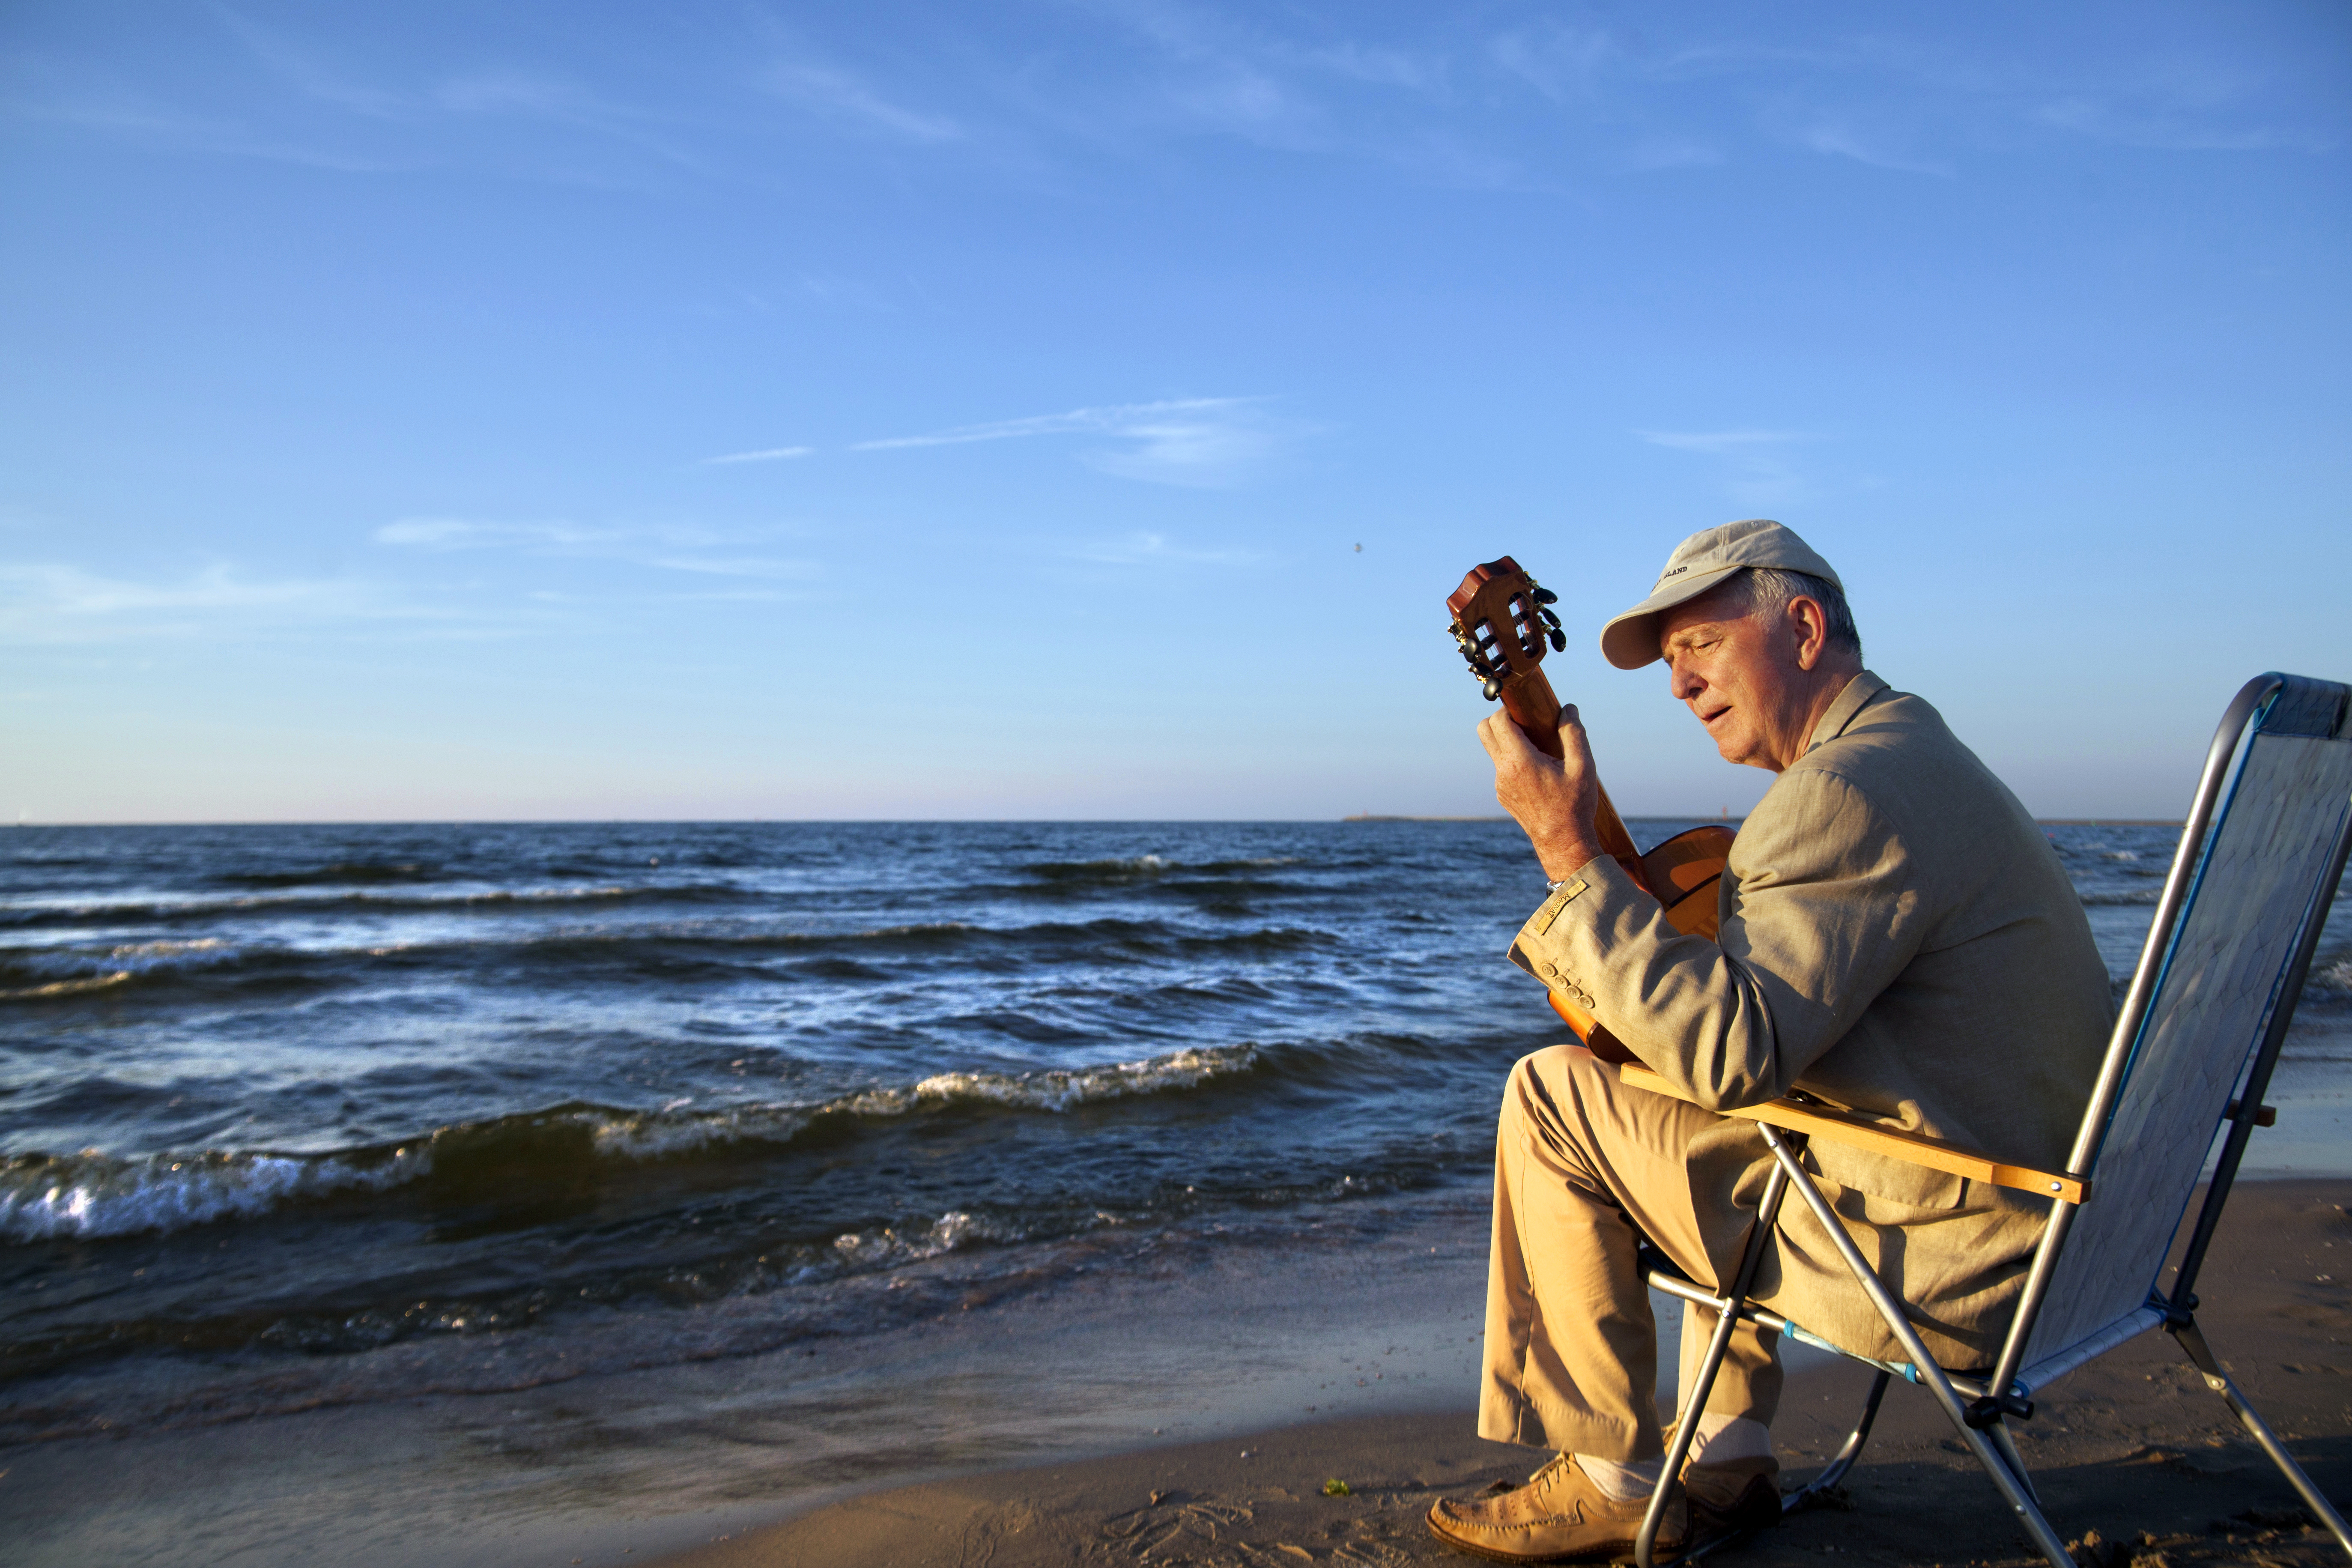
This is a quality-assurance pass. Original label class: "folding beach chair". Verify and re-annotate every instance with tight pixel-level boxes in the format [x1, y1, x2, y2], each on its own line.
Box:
[1622, 672, 2352, 1568]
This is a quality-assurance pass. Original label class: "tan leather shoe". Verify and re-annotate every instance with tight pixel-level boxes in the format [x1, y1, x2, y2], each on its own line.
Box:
[1658, 1422, 1782, 1540]
[1426, 1452, 1686, 1563]
[1682, 1454, 1780, 1538]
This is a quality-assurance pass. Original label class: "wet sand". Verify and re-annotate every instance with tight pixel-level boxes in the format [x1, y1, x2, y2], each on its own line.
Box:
[5, 1180, 2343, 1566]
[653, 1180, 2351, 1568]
[4, 1189, 1502, 1567]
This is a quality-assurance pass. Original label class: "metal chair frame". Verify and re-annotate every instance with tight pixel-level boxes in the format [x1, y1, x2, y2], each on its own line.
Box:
[1624, 672, 2352, 1568]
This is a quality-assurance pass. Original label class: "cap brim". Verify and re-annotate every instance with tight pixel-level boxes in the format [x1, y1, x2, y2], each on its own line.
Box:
[1597, 565, 1743, 670]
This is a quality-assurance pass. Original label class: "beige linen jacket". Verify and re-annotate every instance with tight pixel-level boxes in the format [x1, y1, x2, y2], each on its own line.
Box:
[1505, 672, 2113, 1366]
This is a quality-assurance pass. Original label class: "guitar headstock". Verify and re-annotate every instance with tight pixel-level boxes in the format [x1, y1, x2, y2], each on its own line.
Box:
[1446, 556, 1566, 701]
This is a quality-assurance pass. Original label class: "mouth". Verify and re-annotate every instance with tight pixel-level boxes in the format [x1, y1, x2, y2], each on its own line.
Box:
[1697, 705, 1731, 728]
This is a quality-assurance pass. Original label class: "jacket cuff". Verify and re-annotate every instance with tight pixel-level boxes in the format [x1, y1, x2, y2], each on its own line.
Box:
[1505, 856, 1645, 1009]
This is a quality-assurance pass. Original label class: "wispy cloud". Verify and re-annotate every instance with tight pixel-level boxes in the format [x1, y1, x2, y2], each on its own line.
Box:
[1087, 410, 1277, 487]
[376, 518, 621, 550]
[852, 402, 1218, 451]
[640, 555, 817, 581]
[1762, 103, 1952, 176]
[1489, 21, 1617, 105]
[701, 445, 814, 466]
[2032, 90, 2335, 154]
[1063, 531, 1256, 567]
[1307, 43, 1446, 95]
[374, 518, 819, 579]
[1639, 430, 1822, 509]
[1626, 136, 1722, 170]
[0, 561, 444, 645]
[0, 514, 827, 649]
[210, 6, 412, 119]
[758, 60, 962, 143]
[221, 9, 684, 156]
[1063, 0, 1470, 170]
[1640, 430, 1814, 456]
[1488, 24, 2335, 177]
[1, 61, 416, 172]
[853, 397, 1289, 487]
[11, 6, 2333, 204]
[9, 8, 709, 183]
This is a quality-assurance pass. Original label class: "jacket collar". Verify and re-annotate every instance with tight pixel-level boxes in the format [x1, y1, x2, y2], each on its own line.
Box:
[1805, 670, 1887, 754]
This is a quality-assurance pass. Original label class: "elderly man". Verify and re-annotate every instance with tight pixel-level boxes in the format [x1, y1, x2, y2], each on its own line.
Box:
[1426, 520, 2111, 1563]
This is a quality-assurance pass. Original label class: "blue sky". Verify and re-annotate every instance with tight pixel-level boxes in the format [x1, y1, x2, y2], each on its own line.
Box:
[3, 1, 2346, 822]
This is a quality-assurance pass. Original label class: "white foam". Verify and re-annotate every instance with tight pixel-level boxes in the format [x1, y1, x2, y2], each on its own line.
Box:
[107, 938, 231, 959]
[845, 1043, 1257, 1117]
[587, 1104, 814, 1160]
[0, 970, 133, 1001]
[0, 1146, 430, 1242]
[827, 1208, 1015, 1273]
[0, 1045, 1262, 1241]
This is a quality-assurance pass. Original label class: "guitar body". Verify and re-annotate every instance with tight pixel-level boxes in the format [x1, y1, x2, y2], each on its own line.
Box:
[1443, 556, 1736, 1066]
[1639, 823, 1737, 938]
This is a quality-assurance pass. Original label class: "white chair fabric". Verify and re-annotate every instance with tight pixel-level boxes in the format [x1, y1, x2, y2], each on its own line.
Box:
[2020, 703, 2352, 1369]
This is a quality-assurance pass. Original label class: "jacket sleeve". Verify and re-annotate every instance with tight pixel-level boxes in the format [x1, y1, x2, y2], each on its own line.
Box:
[1506, 767, 1925, 1111]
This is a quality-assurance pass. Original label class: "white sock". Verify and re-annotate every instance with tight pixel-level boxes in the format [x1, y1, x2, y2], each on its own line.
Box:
[1576, 1453, 1665, 1502]
[1577, 1417, 1771, 1502]
[1687, 1413, 1773, 1464]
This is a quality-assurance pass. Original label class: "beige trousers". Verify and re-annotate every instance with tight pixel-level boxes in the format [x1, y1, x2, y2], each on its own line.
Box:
[1479, 1044, 1782, 1461]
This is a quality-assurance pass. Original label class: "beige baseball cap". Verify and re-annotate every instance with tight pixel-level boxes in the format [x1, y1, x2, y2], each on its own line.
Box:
[1599, 518, 1843, 670]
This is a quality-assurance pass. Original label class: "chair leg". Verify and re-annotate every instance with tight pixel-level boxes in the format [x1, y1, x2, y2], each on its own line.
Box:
[1985, 1419, 2042, 1508]
[2171, 1320, 2352, 1559]
[1783, 1369, 1890, 1513]
[1755, 1124, 2077, 1568]
[1635, 1159, 1793, 1568]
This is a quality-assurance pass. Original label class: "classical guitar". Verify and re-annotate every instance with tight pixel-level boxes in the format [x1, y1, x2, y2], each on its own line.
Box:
[1446, 556, 1734, 1061]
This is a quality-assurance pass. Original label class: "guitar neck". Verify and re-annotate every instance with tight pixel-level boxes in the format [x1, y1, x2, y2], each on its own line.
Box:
[1500, 666, 1651, 891]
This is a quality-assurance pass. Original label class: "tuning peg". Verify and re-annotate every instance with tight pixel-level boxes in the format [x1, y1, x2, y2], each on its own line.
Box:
[1549, 628, 1566, 652]
[1480, 678, 1501, 701]
[1534, 587, 1558, 604]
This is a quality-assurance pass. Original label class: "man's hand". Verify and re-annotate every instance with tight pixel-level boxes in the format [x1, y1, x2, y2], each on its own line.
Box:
[1477, 702, 1608, 883]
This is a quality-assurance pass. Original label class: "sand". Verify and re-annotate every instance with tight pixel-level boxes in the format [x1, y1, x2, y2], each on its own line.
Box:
[650, 1180, 2351, 1568]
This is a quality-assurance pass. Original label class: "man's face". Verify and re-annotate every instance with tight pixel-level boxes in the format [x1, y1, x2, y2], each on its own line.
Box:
[1658, 585, 1812, 771]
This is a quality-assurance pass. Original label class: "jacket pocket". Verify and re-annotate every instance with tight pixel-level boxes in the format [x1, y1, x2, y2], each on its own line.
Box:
[1802, 1138, 1966, 1210]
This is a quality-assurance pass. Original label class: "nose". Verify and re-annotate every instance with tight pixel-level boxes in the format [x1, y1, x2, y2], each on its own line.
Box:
[1668, 655, 1703, 703]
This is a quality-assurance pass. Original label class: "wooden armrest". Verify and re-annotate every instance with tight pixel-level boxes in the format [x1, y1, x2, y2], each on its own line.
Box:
[1615, 1061, 2089, 1204]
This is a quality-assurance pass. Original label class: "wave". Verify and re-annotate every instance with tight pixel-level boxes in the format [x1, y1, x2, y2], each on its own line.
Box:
[0, 881, 751, 932]
[1024, 853, 1174, 883]
[1019, 853, 1306, 889]
[0, 1044, 1263, 1242]
[0, 917, 1337, 1005]
[0, 970, 136, 1001]
[0, 1146, 430, 1242]
[842, 1046, 1253, 1118]
[214, 861, 442, 889]
[498, 919, 1335, 987]
[0, 936, 279, 1004]
[0, 937, 232, 991]
[2306, 956, 2352, 999]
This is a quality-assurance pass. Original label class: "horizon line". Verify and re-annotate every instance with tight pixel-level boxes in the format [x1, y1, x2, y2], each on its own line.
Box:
[6, 814, 2188, 828]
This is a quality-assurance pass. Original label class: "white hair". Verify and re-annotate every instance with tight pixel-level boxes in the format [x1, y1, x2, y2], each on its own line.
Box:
[1734, 567, 1862, 659]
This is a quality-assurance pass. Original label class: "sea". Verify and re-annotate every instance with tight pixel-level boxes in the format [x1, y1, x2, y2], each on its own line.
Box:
[2, 819, 2346, 1559]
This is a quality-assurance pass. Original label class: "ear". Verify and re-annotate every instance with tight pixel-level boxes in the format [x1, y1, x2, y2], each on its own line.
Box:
[1787, 595, 1830, 671]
